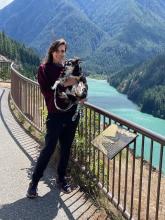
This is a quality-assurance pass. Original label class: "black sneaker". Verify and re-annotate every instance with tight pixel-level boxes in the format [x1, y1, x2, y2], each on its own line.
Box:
[26, 181, 38, 198]
[57, 178, 72, 194]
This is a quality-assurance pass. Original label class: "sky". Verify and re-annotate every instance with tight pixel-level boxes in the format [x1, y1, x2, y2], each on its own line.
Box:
[0, 0, 14, 10]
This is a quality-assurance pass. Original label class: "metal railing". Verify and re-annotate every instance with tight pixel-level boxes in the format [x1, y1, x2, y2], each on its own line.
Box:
[9, 62, 165, 220]
[10, 62, 45, 132]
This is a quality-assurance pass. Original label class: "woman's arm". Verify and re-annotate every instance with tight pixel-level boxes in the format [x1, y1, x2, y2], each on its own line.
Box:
[37, 64, 52, 94]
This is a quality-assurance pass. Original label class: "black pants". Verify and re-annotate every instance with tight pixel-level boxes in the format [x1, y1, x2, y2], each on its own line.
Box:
[31, 110, 80, 184]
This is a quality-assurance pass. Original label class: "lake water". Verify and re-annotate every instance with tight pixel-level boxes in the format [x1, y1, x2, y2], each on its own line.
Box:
[86, 77, 165, 173]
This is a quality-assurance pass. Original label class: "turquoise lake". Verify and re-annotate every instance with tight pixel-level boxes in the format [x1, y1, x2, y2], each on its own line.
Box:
[86, 77, 165, 173]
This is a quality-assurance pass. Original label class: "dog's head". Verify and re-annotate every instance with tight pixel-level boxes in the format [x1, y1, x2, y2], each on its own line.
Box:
[64, 57, 83, 77]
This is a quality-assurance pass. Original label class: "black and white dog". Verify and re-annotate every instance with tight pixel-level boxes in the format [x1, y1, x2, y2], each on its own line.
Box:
[51, 57, 88, 120]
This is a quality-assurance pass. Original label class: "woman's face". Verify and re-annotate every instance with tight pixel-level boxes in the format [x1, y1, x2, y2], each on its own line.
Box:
[52, 44, 66, 64]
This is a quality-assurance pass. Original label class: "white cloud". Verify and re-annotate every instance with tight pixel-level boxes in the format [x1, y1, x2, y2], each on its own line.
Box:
[0, 0, 14, 10]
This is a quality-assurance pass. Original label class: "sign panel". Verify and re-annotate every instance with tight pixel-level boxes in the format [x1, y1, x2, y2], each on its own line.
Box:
[91, 124, 138, 160]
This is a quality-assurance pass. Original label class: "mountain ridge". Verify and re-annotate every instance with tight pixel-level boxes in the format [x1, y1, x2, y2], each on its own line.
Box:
[0, 0, 165, 74]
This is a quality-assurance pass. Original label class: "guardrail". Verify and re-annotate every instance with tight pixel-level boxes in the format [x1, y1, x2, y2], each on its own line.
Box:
[10, 62, 165, 220]
[10, 62, 45, 132]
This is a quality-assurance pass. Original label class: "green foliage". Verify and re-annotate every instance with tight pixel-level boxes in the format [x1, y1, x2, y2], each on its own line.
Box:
[28, 125, 35, 133]
[73, 107, 110, 184]
[18, 113, 25, 124]
[142, 86, 165, 119]
[108, 54, 165, 119]
[37, 105, 48, 142]
[0, 31, 40, 79]
[0, 62, 10, 81]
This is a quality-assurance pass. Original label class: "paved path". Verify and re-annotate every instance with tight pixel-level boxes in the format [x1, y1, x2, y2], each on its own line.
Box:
[0, 87, 108, 220]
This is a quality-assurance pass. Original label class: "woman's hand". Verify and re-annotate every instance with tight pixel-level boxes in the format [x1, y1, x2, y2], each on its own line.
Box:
[63, 76, 78, 87]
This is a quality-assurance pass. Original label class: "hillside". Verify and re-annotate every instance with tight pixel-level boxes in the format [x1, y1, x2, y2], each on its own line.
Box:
[0, 0, 109, 74]
[71, 0, 165, 72]
[0, 31, 40, 79]
[107, 54, 165, 119]
[0, 0, 165, 74]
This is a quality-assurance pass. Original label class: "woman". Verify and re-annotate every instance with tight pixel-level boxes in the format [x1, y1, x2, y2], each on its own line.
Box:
[26, 38, 86, 198]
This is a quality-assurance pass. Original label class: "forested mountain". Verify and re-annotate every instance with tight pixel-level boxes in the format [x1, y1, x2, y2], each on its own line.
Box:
[0, 31, 40, 78]
[0, 0, 109, 74]
[0, 0, 165, 74]
[71, 0, 165, 73]
[107, 54, 165, 119]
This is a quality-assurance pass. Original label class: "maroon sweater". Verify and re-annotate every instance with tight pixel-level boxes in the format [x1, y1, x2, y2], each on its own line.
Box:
[37, 62, 77, 113]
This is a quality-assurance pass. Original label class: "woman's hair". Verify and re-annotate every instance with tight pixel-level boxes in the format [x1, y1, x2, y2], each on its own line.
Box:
[43, 38, 67, 64]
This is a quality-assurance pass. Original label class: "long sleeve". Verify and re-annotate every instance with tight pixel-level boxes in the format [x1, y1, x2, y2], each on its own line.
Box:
[37, 64, 52, 94]
[35, 63, 79, 113]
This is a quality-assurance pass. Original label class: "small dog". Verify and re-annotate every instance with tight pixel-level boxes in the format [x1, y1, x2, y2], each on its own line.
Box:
[51, 57, 88, 113]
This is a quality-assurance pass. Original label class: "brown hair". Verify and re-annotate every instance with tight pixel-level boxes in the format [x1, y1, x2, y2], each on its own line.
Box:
[43, 38, 67, 64]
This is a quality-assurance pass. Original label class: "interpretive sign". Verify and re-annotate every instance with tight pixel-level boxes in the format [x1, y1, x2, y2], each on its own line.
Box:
[91, 124, 138, 160]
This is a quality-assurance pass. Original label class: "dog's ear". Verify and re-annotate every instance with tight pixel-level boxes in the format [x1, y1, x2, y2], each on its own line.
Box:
[73, 57, 82, 64]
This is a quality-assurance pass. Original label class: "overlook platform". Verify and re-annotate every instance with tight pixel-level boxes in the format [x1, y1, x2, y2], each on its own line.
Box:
[0, 87, 108, 220]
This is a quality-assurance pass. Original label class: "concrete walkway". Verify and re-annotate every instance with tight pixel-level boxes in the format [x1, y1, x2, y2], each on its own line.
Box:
[0, 87, 108, 220]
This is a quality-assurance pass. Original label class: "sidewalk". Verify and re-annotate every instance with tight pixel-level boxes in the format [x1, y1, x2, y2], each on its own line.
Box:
[0, 87, 108, 220]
